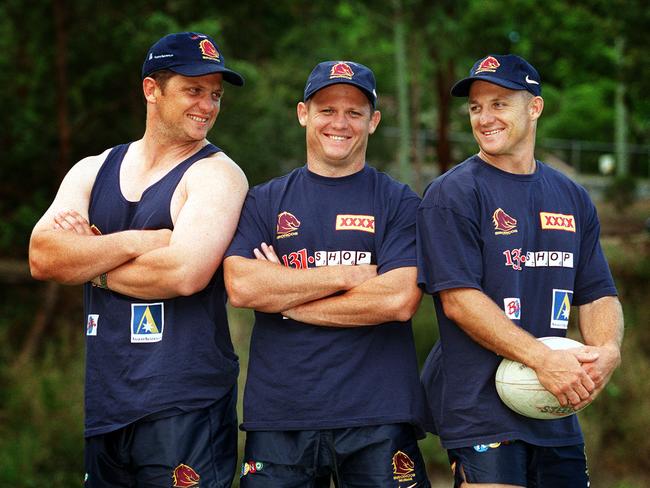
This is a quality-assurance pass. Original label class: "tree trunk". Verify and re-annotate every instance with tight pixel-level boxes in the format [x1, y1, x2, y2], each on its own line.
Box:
[435, 57, 455, 175]
[393, 0, 412, 187]
[53, 0, 71, 183]
[409, 33, 424, 194]
[15, 0, 71, 366]
[13, 281, 60, 369]
[614, 37, 628, 177]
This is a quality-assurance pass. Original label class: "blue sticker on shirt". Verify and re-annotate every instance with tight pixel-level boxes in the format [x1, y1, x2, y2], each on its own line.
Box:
[131, 302, 164, 343]
[550, 289, 572, 329]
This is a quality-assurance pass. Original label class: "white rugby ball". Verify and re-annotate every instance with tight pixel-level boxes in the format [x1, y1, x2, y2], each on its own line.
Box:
[495, 336, 589, 420]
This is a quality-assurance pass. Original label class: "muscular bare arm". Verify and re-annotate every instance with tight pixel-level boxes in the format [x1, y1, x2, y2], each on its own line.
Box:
[224, 245, 377, 313]
[103, 153, 248, 299]
[282, 267, 422, 326]
[575, 295, 623, 408]
[440, 287, 600, 407]
[29, 152, 171, 285]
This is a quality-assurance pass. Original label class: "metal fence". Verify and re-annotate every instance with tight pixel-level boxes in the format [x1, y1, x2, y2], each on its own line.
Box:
[382, 127, 650, 179]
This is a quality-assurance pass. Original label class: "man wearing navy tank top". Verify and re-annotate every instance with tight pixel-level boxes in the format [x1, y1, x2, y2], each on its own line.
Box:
[29, 32, 248, 487]
[416, 54, 624, 487]
[224, 61, 431, 487]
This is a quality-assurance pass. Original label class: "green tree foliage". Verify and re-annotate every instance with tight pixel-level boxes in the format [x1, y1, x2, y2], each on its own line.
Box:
[2, 0, 648, 255]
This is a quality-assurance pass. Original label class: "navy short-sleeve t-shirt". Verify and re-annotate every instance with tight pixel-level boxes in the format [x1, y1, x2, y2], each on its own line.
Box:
[416, 155, 617, 449]
[226, 164, 429, 432]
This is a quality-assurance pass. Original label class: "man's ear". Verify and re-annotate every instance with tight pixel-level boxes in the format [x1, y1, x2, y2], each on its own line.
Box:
[530, 96, 544, 121]
[143, 77, 159, 103]
[368, 110, 381, 135]
[297, 101, 308, 127]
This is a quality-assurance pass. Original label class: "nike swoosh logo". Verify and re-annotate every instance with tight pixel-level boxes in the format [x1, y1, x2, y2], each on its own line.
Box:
[404, 483, 417, 488]
[525, 75, 539, 85]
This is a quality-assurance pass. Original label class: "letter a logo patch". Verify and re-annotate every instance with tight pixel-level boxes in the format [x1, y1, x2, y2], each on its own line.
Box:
[131, 303, 164, 343]
[550, 289, 572, 329]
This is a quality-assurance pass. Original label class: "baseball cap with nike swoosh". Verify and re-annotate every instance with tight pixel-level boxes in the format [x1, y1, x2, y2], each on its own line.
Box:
[451, 54, 541, 97]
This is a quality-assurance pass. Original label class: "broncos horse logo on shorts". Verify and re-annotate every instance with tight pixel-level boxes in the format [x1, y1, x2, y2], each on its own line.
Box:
[392, 450, 416, 483]
[173, 463, 200, 487]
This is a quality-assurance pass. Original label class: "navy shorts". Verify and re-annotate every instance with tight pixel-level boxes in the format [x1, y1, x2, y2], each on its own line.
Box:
[239, 423, 430, 488]
[84, 387, 237, 488]
[447, 440, 589, 488]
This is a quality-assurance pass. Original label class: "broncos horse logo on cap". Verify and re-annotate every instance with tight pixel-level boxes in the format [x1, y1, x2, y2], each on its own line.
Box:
[329, 62, 354, 80]
[199, 39, 220, 61]
[475, 56, 500, 74]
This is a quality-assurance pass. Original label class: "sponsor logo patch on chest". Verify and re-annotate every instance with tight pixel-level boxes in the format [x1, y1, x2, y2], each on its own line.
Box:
[131, 303, 164, 343]
[540, 212, 576, 232]
[280, 248, 372, 268]
[550, 289, 573, 329]
[336, 214, 375, 233]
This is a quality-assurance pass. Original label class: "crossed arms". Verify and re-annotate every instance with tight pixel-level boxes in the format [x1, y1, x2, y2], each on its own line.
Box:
[29, 149, 248, 299]
[224, 243, 422, 327]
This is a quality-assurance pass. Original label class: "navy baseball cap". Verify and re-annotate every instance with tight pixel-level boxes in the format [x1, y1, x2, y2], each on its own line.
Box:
[451, 54, 541, 97]
[304, 61, 378, 108]
[142, 32, 244, 86]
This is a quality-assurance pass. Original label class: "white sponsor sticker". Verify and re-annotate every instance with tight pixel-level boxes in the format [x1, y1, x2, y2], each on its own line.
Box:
[503, 298, 521, 320]
[86, 314, 98, 336]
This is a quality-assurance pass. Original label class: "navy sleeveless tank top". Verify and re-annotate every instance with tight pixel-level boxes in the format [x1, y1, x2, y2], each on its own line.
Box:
[83, 143, 238, 437]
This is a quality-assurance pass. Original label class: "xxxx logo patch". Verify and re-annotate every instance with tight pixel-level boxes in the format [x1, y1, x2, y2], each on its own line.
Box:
[540, 212, 576, 232]
[335, 214, 375, 233]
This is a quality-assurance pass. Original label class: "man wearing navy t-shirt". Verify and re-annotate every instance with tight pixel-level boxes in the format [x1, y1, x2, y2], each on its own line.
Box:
[416, 54, 624, 487]
[29, 33, 248, 487]
[224, 61, 431, 487]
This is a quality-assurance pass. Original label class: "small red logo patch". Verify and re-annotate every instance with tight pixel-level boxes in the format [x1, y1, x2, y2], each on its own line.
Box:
[199, 39, 220, 61]
[493, 208, 518, 235]
[475, 56, 500, 74]
[277, 211, 301, 238]
[330, 62, 354, 80]
[173, 464, 200, 487]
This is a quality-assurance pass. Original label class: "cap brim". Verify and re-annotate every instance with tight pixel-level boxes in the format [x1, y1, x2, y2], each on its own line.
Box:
[305, 79, 376, 107]
[450, 75, 526, 97]
[169, 64, 245, 86]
